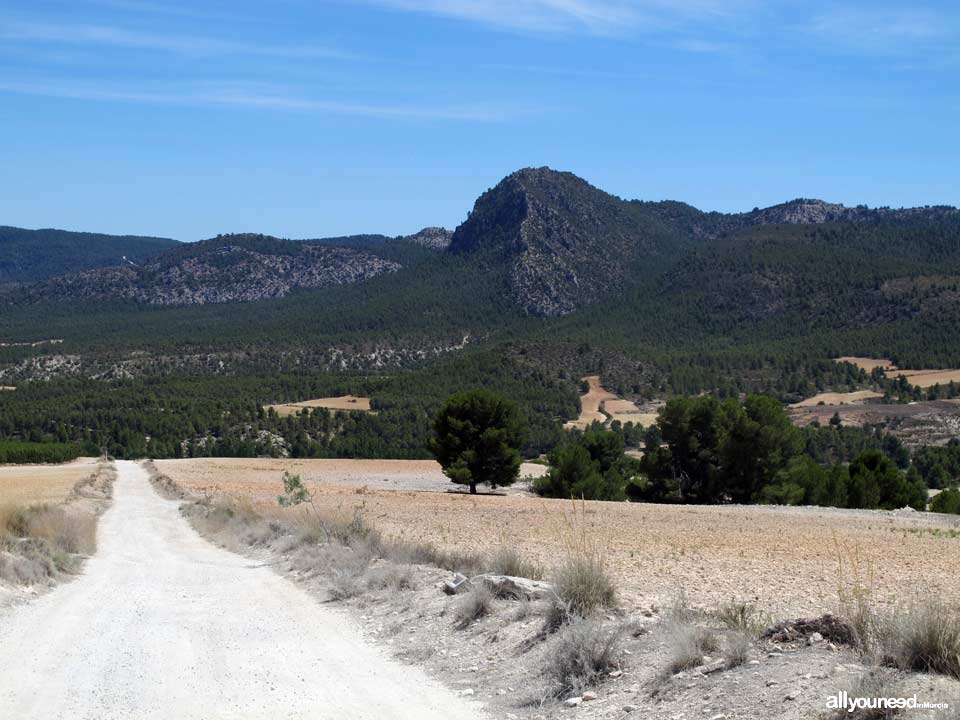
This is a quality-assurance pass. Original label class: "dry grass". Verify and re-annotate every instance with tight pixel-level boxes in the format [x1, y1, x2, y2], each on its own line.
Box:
[0, 458, 101, 505]
[155, 457, 960, 617]
[454, 584, 494, 629]
[546, 619, 623, 697]
[487, 545, 543, 580]
[551, 503, 616, 621]
[0, 460, 113, 587]
[881, 599, 960, 679]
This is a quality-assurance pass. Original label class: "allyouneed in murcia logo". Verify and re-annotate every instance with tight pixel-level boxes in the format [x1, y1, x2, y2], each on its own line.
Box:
[827, 690, 950, 713]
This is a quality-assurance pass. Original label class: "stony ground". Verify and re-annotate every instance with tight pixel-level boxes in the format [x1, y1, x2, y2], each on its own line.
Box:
[157, 458, 960, 618]
[160, 464, 960, 720]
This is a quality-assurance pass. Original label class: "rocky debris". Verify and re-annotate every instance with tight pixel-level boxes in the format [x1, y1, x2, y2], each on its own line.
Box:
[472, 574, 554, 601]
[564, 696, 582, 707]
[763, 614, 857, 647]
[402, 227, 452, 250]
[443, 573, 470, 595]
[441, 572, 553, 601]
[581, 691, 598, 701]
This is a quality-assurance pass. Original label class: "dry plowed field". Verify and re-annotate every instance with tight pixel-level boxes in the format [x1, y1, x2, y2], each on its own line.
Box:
[156, 458, 960, 617]
[0, 458, 100, 505]
[266, 395, 372, 417]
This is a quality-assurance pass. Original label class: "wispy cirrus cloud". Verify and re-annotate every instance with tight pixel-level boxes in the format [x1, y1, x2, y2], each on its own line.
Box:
[0, 78, 524, 122]
[808, 6, 955, 51]
[365, 0, 735, 35]
[1, 20, 352, 59]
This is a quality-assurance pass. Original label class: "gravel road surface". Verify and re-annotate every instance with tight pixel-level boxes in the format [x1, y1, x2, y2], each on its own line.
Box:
[0, 460, 485, 719]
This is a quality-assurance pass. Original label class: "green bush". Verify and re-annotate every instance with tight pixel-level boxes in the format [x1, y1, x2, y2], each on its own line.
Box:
[930, 487, 960, 514]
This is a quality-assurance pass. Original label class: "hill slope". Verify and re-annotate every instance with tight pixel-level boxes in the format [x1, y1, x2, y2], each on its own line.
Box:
[0, 226, 178, 285]
[22, 233, 400, 306]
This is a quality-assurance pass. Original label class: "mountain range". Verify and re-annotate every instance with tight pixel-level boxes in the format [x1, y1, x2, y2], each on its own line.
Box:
[1, 166, 958, 384]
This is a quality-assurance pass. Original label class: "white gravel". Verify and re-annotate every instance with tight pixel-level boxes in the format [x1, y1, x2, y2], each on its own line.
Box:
[0, 461, 486, 720]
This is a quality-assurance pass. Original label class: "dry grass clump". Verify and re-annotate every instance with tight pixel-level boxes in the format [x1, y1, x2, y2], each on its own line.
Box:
[487, 545, 543, 580]
[365, 563, 415, 592]
[549, 503, 616, 626]
[0, 503, 97, 585]
[824, 669, 902, 720]
[834, 539, 960, 681]
[715, 600, 766, 635]
[546, 619, 623, 697]
[880, 599, 960, 680]
[454, 584, 494, 629]
[723, 630, 753, 668]
[666, 623, 720, 674]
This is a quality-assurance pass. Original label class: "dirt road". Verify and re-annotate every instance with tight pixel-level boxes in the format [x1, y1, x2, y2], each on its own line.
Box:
[0, 461, 484, 720]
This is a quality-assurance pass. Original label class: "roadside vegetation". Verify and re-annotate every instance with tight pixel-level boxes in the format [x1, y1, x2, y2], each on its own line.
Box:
[0, 460, 114, 587]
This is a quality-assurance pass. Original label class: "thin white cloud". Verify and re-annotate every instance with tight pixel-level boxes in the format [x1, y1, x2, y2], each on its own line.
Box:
[1, 20, 353, 60]
[367, 0, 642, 34]
[0, 78, 521, 122]
[808, 7, 953, 51]
[366, 0, 741, 35]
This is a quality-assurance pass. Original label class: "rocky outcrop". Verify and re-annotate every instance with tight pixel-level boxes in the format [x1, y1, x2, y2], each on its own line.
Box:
[402, 227, 452, 250]
[23, 235, 399, 306]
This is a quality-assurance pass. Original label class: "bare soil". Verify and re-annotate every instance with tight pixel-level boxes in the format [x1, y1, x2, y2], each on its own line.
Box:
[156, 458, 960, 619]
[790, 390, 884, 408]
[266, 395, 372, 417]
[158, 461, 960, 720]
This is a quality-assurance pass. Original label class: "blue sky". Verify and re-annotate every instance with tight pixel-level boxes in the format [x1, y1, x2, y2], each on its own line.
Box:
[0, 1, 957, 240]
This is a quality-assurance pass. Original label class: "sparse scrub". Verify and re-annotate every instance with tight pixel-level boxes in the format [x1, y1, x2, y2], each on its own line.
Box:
[715, 600, 766, 636]
[834, 538, 878, 650]
[723, 630, 752, 668]
[880, 599, 960, 679]
[487, 545, 543, 580]
[327, 555, 371, 601]
[825, 669, 902, 720]
[546, 619, 623, 697]
[551, 502, 616, 620]
[365, 563, 415, 592]
[665, 622, 720, 674]
[454, 584, 494, 629]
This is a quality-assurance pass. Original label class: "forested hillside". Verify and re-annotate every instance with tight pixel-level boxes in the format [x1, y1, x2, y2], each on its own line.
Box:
[1, 167, 958, 462]
[0, 226, 178, 286]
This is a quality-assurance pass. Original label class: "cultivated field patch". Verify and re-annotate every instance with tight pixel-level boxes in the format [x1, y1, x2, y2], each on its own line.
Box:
[789, 390, 883, 408]
[835, 357, 960, 388]
[265, 395, 372, 417]
[564, 376, 656, 430]
[0, 458, 101, 506]
[156, 458, 960, 617]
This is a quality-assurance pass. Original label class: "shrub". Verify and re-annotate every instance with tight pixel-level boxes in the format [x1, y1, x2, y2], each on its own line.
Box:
[665, 623, 720, 674]
[554, 551, 615, 620]
[546, 619, 623, 696]
[881, 599, 960, 679]
[723, 631, 752, 668]
[454, 584, 494, 629]
[930, 487, 960, 515]
[487, 545, 543, 579]
[715, 600, 766, 635]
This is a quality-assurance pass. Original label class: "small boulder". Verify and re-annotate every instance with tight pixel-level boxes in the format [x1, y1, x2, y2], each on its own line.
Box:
[582, 691, 598, 701]
[564, 696, 583, 707]
[472, 574, 554, 601]
[443, 573, 470, 595]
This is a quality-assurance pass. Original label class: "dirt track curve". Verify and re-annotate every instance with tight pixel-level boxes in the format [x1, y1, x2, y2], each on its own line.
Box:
[0, 461, 484, 720]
